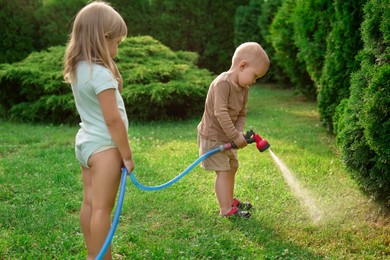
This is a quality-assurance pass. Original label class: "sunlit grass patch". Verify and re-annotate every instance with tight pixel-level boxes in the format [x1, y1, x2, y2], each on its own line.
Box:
[0, 85, 389, 259]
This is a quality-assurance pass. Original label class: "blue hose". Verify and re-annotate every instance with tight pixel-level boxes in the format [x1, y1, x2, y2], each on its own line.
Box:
[96, 146, 222, 259]
[130, 147, 222, 191]
[96, 167, 128, 260]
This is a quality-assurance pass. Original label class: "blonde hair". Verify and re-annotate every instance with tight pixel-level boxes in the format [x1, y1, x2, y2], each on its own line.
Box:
[232, 42, 269, 67]
[63, 1, 127, 83]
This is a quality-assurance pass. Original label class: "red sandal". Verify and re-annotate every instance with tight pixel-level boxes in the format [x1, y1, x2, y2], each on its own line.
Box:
[232, 198, 253, 211]
[224, 206, 251, 218]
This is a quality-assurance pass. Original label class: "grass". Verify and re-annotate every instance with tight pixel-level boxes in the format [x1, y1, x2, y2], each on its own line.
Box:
[0, 84, 389, 259]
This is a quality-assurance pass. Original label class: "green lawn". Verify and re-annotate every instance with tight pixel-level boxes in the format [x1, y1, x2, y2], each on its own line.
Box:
[0, 85, 389, 259]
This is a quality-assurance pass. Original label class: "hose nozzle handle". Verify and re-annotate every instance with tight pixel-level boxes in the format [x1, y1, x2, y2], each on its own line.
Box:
[227, 130, 270, 152]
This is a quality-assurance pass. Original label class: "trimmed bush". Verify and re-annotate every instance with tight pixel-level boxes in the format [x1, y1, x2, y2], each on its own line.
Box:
[269, 0, 315, 99]
[292, 0, 333, 86]
[234, 0, 287, 84]
[0, 47, 76, 124]
[0, 36, 214, 124]
[118, 36, 214, 121]
[334, 0, 390, 205]
[258, 0, 290, 85]
[318, 0, 366, 130]
[234, 0, 262, 47]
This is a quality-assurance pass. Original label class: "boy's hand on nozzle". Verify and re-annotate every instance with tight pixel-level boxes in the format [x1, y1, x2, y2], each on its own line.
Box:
[233, 134, 247, 149]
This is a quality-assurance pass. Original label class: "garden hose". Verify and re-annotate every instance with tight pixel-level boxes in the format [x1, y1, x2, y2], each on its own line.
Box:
[96, 146, 222, 259]
[96, 130, 269, 259]
[96, 167, 128, 260]
[130, 146, 222, 190]
[130, 130, 270, 190]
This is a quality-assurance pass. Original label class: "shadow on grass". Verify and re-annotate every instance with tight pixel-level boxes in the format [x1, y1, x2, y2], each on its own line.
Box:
[228, 216, 324, 259]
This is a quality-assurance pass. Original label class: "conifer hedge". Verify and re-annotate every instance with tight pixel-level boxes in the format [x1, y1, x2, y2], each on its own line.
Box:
[318, 0, 367, 130]
[0, 36, 214, 124]
[334, 0, 390, 205]
[291, 0, 333, 88]
[269, 0, 315, 99]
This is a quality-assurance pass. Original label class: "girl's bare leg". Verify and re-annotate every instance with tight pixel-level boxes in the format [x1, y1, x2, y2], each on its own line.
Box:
[86, 148, 122, 260]
[80, 165, 93, 254]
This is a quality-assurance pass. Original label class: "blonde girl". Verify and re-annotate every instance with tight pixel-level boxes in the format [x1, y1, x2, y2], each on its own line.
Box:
[64, 2, 134, 259]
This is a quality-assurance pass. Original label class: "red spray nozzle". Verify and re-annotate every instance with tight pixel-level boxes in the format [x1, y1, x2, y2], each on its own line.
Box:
[226, 130, 270, 152]
[253, 133, 270, 152]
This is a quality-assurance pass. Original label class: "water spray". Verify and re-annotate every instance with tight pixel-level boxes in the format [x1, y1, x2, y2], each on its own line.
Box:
[268, 149, 322, 222]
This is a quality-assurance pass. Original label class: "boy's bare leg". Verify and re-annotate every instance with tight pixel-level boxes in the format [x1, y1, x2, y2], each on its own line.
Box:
[215, 167, 237, 215]
[87, 148, 122, 260]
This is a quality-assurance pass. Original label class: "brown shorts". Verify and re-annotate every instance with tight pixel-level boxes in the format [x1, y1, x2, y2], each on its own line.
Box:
[198, 135, 239, 171]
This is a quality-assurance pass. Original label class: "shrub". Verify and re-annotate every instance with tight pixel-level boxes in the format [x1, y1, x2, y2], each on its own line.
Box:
[119, 36, 214, 121]
[147, 0, 248, 73]
[34, 0, 87, 49]
[0, 46, 75, 124]
[292, 0, 333, 86]
[234, 0, 287, 84]
[269, 0, 315, 99]
[0, 36, 215, 124]
[318, 0, 366, 130]
[0, 0, 40, 64]
[334, 0, 390, 205]
[258, 0, 290, 85]
[234, 0, 262, 47]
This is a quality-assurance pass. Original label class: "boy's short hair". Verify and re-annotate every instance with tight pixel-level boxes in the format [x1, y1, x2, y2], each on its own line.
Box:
[232, 42, 269, 65]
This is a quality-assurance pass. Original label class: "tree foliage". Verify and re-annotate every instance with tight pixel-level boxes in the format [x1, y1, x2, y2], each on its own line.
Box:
[318, 0, 367, 130]
[292, 0, 333, 86]
[269, 0, 315, 99]
[334, 0, 390, 205]
[257, 0, 289, 84]
[0, 36, 214, 123]
[34, 0, 86, 49]
[0, 0, 41, 63]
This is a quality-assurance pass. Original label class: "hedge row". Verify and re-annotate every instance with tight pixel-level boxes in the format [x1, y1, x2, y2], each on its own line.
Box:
[236, 0, 389, 205]
[333, 0, 389, 204]
[0, 36, 214, 123]
[0, 0, 247, 74]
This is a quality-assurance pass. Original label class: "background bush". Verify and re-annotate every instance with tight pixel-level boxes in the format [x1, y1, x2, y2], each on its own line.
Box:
[318, 0, 366, 130]
[234, 0, 262, 47]
[146, 0, 248, 73]
[0, 0, 389, 206]
[269, 0, 315, 99]
[0, 0, 248, 75]
[0, 0, 40, 64]
[0, 36, 214, 124]
[291, 0, 333, 92]
[233, 0, 287, 84]
[257, 0, 290, 85]
[118, 36, 214, 121]
[334, 0, 390, 205]
[34, 0, 86, 50]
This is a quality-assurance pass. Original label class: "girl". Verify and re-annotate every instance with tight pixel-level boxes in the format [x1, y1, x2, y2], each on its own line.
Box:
[63, 2, 134, 259]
